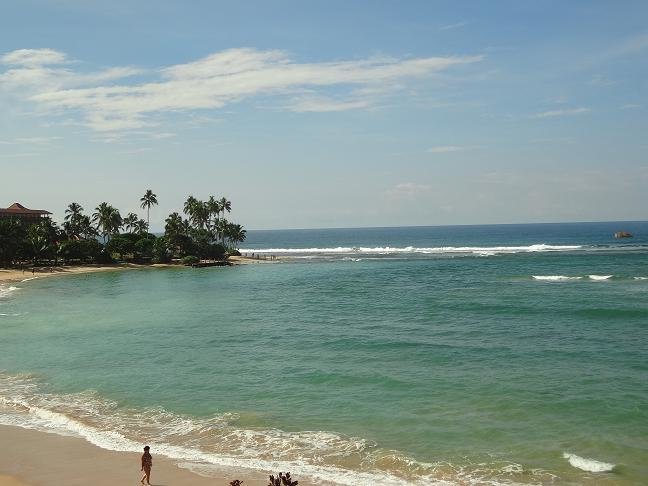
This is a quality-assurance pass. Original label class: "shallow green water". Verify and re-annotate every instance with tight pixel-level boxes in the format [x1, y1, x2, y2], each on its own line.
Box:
[1, 224, 648, 484]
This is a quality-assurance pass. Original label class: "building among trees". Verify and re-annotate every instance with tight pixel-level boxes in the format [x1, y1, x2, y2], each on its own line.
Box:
[0, 202, 51, 222]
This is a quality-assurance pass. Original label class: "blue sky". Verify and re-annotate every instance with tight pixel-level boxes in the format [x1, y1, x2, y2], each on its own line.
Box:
[1, 0, 647, 230]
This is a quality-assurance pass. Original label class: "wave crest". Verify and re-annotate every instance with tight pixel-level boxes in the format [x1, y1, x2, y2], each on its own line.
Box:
[241, 244, 583, 257]
[532, 276, 583, 281]
[562, 452, 615, 473]
[0, 286, 20, 299]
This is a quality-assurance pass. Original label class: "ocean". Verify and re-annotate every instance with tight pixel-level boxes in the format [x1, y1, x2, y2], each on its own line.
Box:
[1, 222, 647, 485]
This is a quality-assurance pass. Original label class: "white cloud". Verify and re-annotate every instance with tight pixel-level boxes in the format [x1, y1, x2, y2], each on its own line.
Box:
[621, 103, 641, 110]
[0, 48, 142, 92]
[440, 21, 469, 31]
[150, 132, 176, 139]
[289, 96, 372, 112]
[120, 147, 153, 154]
[1, 48, 68, 66]
[386, 182, 431, 198]
[427, 145, 467, 153]
[531, 107, 590, 119]
[589, 74, 616, 87]
[0, 136, 61, 145]
[1, 47, 483, 131]
[604, 32, 648, 59]
[2, 152, 41, 158]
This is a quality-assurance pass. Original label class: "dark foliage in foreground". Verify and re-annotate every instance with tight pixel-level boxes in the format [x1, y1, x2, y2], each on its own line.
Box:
[229, 480, 244, 486]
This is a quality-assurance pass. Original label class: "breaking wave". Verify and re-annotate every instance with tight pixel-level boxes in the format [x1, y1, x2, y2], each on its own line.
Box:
[241, 244, 583, 257]
[562, 452, 615, 473]
[532, 276, 583, 281]
[0, 372, 554, 485]
[0, 286, 20, 299]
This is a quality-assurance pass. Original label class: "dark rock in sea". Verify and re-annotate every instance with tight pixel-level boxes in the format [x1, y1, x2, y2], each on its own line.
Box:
[614, 231, 633, 238]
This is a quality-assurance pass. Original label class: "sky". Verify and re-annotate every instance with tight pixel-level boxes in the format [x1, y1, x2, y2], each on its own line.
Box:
[1, 0, 647, 230]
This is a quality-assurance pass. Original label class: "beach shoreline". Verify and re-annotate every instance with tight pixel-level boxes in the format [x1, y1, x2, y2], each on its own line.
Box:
[0, 258, 271, 286]
[0, 261, 305, 486]
[0, 263, 174, 286]
[0, 424, 308, 486]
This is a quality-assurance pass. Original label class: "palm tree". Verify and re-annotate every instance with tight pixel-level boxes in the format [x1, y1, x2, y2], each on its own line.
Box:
[63, 202, 85, 239]
[92, 203, 122, 243]
[225, 223, 246, 249]
[123, 213, 138, 233]
[206, 196, 220, 231]
[183, 197, 209, 230]
[64, 202, 83, 223]
[216, 218, 229, 245]
[165, 212, 192, 255]
[194, 202, 210, 230]
[133, 219, 148, 235]
[140, 189, 158, 231]
[218, 197, 231, 221]
[183, 196, 198, 218]
[165, 212, 184, 232]
[78, 215, 97, 240]
[27, 218, 60, 264]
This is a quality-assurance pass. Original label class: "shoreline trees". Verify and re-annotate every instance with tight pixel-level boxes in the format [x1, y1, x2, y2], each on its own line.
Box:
[0, 191, 246, 267]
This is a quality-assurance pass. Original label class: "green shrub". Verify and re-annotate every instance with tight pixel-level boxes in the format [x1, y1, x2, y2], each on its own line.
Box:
[106, 235, 135, 259]
[181, 255, 200, 265]
[134, 237, 154, 260]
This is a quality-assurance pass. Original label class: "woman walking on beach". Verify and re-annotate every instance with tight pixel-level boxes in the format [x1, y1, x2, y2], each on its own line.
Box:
[140, 445, 152, 485]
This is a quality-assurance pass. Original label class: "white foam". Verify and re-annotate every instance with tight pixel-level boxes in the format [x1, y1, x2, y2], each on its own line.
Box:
[0, 372, 545, 486]
[562, 452, 615, 473]
[20, 276, 39, 282]
[588, 275, 613, 281]
[0, 286, 20, 298]
[241, 244, 583, 256]
[532, 276, 582, 281]
[633, 276, 648, 280]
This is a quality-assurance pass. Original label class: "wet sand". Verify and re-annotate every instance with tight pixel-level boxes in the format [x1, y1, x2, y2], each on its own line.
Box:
[0, 425, 292, 486]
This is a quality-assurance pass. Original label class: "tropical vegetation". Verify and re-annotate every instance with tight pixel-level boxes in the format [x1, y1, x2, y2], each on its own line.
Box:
[0, 191, 246, 267]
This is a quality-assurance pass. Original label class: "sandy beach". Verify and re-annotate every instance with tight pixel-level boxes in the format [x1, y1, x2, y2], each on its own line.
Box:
[0, 258, 274, 286]
[228, 255, 280, 264]
[0, 425, 309, 486]
[0, 475, 29, 486]
[0, 264, 144, 286]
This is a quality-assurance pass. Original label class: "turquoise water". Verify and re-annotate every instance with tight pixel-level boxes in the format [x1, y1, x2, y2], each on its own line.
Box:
[1, 223, 648, 485]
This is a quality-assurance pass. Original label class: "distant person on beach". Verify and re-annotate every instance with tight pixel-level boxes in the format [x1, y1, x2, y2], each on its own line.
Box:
[140, 445, 152, 485]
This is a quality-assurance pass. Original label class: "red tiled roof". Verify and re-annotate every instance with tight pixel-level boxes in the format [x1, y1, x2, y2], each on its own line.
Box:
[0, 202, 51, 215]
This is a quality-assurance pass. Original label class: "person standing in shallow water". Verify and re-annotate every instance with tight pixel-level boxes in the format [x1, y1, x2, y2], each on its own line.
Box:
[140, 445, 152, 485]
